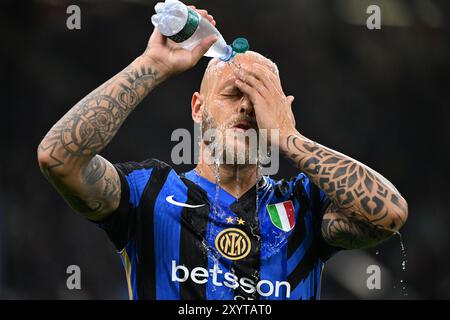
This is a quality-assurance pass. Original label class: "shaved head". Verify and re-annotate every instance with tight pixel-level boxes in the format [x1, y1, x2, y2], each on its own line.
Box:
[199, 50, 279, 97]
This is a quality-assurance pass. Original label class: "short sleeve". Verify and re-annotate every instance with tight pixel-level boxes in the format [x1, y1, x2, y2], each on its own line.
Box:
[294, 173, 345, 261]
[94, 159, 158, 251]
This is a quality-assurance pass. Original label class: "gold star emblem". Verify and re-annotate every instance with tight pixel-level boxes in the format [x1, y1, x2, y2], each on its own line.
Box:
[237, 218, 245, 225]
[226, 216, 234, 224]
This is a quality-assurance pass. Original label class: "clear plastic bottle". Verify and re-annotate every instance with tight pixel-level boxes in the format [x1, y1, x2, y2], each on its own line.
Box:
[151, 0, 234, 61]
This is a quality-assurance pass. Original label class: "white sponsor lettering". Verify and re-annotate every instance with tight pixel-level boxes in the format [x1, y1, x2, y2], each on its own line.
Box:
[171, 260, 290, 298]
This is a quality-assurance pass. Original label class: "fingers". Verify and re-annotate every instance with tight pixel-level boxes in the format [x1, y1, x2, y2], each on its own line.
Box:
[191, 34, 218, 61]
[188, 6, 216, 26]
[235, 78, 263, 105]
[235, 64, 294, 108]
[235, 67, 269, 97]
[243, 63, 286, 99]
[251, 63, 284, 95]
[236, 65, 271, 96]
[209, 16, 217, 26]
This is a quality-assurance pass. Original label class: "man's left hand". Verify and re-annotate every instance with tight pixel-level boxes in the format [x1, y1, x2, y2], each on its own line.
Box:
[234, 63, 298, 148]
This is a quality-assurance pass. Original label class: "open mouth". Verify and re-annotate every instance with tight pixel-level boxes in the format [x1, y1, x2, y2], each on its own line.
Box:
[232, 121, 254, 132]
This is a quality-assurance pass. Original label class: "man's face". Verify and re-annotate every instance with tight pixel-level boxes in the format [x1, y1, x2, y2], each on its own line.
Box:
[198, 52, 278, 164]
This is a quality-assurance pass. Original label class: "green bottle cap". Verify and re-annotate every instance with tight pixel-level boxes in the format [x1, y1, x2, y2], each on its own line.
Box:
[231, 37, 249, 54]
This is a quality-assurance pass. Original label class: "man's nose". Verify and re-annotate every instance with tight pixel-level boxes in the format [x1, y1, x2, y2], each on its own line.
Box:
[238, 95, 255, 116]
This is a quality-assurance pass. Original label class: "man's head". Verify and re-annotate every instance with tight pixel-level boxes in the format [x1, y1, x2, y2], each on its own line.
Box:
[191, 51, 279, 164]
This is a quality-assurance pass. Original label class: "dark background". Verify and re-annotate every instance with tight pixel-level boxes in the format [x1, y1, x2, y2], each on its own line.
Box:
[0, 0, 449, 299]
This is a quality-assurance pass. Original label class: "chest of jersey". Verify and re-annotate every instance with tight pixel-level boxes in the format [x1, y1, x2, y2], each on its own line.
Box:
[147, 172, 321, 300]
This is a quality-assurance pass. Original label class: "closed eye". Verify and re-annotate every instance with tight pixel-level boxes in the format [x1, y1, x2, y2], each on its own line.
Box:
[222, 88, 243, 98]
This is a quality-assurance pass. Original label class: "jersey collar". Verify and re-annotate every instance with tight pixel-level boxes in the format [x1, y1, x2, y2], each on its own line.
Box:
[183, 169, 269, 207]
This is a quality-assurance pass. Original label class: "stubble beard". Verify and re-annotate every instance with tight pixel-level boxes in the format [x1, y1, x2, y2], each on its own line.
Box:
[201, 106, 258, 165]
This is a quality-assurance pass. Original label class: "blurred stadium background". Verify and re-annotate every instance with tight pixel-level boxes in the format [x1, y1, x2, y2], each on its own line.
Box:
[0, 0, 449, 299]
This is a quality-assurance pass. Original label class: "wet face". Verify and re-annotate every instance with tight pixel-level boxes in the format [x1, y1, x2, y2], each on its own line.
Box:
[194, 51, 278, 164]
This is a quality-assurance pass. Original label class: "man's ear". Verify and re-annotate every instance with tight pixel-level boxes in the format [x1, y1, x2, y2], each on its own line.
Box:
[191, 92, 204, 124]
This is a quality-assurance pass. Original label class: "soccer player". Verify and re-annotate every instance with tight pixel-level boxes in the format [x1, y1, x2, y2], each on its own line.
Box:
[37, 7, 408, 300]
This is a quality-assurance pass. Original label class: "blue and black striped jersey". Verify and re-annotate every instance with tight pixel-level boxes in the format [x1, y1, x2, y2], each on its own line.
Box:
[97, 159, 342, 300]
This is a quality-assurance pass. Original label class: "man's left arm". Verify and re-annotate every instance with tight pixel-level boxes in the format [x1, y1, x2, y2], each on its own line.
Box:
[234, 62, 408, 250]
[283, 133, 408, 249]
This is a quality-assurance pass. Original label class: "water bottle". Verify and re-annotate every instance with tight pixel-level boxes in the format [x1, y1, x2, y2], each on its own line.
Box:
[151, 0, 248, 61]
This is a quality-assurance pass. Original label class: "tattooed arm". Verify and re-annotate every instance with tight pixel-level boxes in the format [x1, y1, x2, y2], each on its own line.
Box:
[284, 135, 408, 249]
[37, 8, 218, 221]
[234, 62, 408, 249]
[37, 59, 159, 221]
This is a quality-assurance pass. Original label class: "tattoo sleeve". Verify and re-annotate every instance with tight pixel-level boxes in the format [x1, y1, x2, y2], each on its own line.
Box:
[38, 56, 160, 220]
[285, 134, 408, 249]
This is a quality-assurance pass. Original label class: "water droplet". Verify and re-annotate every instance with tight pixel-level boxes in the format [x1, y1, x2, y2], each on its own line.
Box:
[394, 231, 408, 297]
[230, 59, 242, 71]
[236, 166, 240, 200]
[214, 157, 221, 214]
[256, 158, 262, 217]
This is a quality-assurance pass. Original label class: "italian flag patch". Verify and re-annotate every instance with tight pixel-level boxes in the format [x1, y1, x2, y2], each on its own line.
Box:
[266, 200, 295, 232]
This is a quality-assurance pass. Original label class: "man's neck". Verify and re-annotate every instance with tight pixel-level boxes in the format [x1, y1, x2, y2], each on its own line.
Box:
[195, 162, 259, 199]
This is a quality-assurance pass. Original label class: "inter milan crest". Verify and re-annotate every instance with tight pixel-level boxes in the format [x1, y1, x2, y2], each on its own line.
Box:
[215, 228, 251, 260]
[266, 200, 295, 232]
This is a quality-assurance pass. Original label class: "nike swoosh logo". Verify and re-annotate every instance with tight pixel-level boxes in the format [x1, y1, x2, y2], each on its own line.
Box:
[165, 195, 206, 208]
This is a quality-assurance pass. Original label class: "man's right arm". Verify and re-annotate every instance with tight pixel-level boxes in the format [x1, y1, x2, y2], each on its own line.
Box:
[37, 8, 218, 221]
[37, 55, 162, 221]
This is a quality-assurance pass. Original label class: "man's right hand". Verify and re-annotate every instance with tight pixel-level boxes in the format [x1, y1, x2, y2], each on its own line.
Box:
[142, 5, 218, 79]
